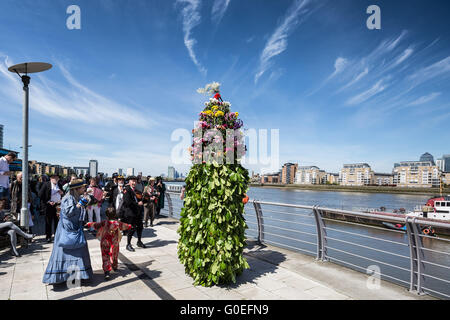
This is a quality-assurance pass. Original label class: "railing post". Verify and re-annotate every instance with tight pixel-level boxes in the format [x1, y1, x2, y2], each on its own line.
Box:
[253, 201, 264, 245]
[165, 192, 173, 218]
[312, 206, 328, 261]
[405, 217, 425, 295]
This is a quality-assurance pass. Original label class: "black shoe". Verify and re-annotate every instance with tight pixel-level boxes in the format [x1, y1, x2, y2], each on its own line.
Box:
[112, 267, 118, 272]
[126, 244, 135, 252]
[104, 271, 110, 280]
[46, 238, 53, 243]
[11, 251, 21, 257]
[150, 222, 154, 227]
[136, 241, 146, 248]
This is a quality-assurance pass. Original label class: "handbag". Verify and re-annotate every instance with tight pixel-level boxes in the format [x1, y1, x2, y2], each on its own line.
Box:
[58, 226, 86, 249]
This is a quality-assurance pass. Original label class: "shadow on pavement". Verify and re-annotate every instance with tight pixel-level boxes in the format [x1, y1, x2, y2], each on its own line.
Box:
[223, 240, 287, 290]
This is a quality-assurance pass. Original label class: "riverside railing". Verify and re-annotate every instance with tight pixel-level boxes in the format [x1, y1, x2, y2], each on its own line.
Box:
[161, 191, 450, 300]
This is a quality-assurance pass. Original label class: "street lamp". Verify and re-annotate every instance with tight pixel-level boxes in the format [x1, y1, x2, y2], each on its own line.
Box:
[8, 62, 52, 229]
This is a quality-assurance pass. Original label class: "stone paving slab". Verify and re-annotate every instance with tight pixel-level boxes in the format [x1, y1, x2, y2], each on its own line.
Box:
[0, 216, 437, 300]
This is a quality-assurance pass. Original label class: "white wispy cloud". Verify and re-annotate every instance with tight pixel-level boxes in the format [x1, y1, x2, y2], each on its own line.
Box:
[328, 57, 348, 80]
[176, 0, 207, 76]
[337, 67, 369, 92]
[211, 0, 231, 25]
[346, 79, 388, 106]
[0, 55, 153, 128]
[407, 92, 441, 106]
[255, 0, 312, 84]
[409, 56, 450, 85]
[394, 47, 414, 66]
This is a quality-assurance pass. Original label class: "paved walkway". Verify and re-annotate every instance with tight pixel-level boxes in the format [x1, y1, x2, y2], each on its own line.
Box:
[0, 217, 435, 300]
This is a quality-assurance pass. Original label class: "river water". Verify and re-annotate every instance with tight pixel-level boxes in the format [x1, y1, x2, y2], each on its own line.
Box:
[165, 183, 450, 299]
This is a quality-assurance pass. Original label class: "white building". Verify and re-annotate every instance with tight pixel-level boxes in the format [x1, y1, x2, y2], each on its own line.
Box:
[89, 160, 98, 177]
[126, 168, 134, 177]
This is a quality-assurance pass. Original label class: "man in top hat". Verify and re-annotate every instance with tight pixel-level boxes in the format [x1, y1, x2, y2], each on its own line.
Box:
[119, 176, 146, 251]
[104, 173, 119, 207]
[38, 173, 64, 243]
[112, 175, 126, 212]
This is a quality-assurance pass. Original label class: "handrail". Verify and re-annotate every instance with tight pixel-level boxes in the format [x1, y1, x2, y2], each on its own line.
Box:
[164, 192, 450, 300]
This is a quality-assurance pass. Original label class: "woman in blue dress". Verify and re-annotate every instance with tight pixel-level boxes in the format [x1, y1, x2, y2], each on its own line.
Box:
[43, 179, 94, 284]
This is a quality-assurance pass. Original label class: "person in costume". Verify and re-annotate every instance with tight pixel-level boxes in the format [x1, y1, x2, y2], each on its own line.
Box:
[38, 174, 64, 243]
[85, 207, 131, 280]
[112, 175, 126, 212]
[143, 177, 158, 227]
[155, 177, 166, 217]
[118, 176, 146, 252]
[42, 179, 93, 285]
[86, 178, 103, 233]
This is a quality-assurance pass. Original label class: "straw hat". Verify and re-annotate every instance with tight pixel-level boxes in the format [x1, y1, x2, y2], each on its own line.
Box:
[69, 179, 87, 190]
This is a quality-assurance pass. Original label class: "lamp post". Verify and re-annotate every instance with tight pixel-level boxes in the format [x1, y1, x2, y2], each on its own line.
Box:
[8, 62, 52, 229]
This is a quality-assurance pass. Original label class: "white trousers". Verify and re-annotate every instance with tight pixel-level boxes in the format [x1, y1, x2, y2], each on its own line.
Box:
[88, 205, 102, 228]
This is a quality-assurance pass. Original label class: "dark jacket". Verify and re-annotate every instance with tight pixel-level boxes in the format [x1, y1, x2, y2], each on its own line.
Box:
[104, 180, 117, 204]
[156, 182, 166, 209]
[38, 181, 63, 209]
[10, 180, 32, 214]
[119, 185, 141, 223]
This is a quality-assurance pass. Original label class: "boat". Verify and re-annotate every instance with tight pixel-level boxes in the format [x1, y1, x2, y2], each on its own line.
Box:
[381, 222, 406, 231]
[406, 196, 450, 221]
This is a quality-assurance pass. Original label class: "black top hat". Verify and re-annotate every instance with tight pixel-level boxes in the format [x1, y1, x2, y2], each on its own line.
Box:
[127, 175, 137, 181]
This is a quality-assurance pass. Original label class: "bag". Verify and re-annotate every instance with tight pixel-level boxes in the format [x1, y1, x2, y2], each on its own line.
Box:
[58, 227, 86, 249]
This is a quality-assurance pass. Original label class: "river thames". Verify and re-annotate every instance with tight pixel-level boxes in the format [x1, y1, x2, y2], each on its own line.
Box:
[166, 183, 450, 299]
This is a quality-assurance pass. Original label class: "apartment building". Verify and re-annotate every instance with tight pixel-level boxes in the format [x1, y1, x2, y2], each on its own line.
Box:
[281, 163, 298, 184]
[261, 172, 281, 184]
[295, 166, 326, 185]
[339, 163, 374, 186]
[393, 161, 440, 188]
[373, 173, 394, 186]
[326, 173, 339, 185]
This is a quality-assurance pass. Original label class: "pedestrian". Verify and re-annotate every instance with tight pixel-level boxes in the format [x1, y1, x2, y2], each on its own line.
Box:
[86, 178, 103, 233]
[104, 173, 118, 207]
[118, 176, 146, 252]
[135, 176, 144, 193]
[143, 177, 158, 227]
[10, 172, 34, 232]
[0, 199, 35, 257]
[113, 175, 126, 212]
[155, 177, 166, 216]
[42, 178, 94, 285]
[39, 174, 63, 243]
[85, 207, 132, 280]
[0, 152, 17, 206]
[63, 174, 78, 195]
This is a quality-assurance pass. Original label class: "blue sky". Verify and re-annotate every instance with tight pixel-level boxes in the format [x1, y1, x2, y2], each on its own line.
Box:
[0, 0, 449, 176]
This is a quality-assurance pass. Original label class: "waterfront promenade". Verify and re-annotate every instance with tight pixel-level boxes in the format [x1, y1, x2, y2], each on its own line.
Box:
[0, 216, 435, 300]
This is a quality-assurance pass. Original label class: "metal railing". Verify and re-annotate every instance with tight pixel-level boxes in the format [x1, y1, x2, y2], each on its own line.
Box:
[161, 192, 450, 300]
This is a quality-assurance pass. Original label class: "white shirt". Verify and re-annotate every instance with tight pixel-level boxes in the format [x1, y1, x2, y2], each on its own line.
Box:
[115, 185, 124, 211]
[0, 156, 10, 188]
[50, 182, 61, 203]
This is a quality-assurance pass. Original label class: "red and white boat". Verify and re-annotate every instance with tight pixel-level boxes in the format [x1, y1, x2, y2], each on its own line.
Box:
[407, 196, 450, 221]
